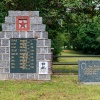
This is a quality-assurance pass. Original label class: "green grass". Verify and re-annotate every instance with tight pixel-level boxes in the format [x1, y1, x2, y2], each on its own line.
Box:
[60, 50, 100, 62]
[1, 76, 100, 100]
[53, 49, 100, 74]
[1, 49, 100, 100]
[53, 65, 78, 75]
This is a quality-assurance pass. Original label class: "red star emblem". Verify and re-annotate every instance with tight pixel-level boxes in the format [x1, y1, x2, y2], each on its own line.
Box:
[19, 20, 27, 28]
[16, 16, 30, 31]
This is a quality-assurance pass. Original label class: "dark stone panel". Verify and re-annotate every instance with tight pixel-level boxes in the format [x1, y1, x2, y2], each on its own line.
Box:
[78, 60, 100, 82]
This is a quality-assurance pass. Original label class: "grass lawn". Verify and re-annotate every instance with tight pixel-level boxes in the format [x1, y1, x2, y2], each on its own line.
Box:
[53, 49, 100, 74]
[0, 75, 100, 100]
[60, 50, 100, 62]
[0, 49, 100, 100]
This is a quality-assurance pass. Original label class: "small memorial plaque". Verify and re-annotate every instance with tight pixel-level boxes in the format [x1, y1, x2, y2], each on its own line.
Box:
[39, 62, 48, 74]
[16, 16, 30, 31]
[78, 60, 100, 82]
[10, 38, 36, 73]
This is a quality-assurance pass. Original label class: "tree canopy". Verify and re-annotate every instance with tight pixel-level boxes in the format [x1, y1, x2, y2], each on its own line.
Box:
[0, 0, 100, 55]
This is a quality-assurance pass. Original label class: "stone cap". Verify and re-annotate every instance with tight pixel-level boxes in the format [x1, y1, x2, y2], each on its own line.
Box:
[8, 11, 39, 17]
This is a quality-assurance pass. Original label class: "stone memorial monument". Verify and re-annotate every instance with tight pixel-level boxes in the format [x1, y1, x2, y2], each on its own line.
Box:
[78, 60, 100, 83]
[0, 11, 51, 80]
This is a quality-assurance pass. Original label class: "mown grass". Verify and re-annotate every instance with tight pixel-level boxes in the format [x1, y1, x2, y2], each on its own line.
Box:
[1, 76, 100, 100]
[0, 49, 100, 100]
[53, 49, 100, 74]
[60, 49, 100, 62]
[53, 65, 78, 75]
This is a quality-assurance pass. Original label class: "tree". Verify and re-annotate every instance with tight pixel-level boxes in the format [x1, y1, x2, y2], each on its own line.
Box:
[63, 0, 100, 54]
[0, 0, 67, 56]
[0, 0, 100, 55]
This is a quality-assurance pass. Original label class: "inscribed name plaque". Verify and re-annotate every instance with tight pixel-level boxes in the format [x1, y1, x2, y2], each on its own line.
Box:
[10, 38, 36, 73]
[78, 60, 100, 82]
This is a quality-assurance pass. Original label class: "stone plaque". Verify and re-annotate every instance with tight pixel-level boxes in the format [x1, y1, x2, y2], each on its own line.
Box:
[10, 38, 36, 73]
[39, 62, 48, 74]
[78, 60, 100, 82]
[16, 16, 30, 31]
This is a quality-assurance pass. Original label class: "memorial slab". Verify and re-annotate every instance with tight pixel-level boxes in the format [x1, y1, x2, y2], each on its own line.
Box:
[0, 11, 51, 80]
[78, 60, 100, 83]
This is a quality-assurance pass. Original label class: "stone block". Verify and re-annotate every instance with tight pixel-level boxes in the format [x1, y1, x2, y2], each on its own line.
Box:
[13, 32, 19, 38]
[8, 24, 15, 31]
[20, 74, 27, 79]
[22, 11, 29, 16]
[15, 11, 22, 16]
[0, 68, 3, 73]
[37, 54, 44, 60]
[37, 47, 40, 53]
[2, 24, 8, 31]
[27, 31, 34, 38]
[2, 39, 9, 46]
[38, 74, 47, 80]
[33, 11, 39, 17]
[36, 61, 39, 68]
[31, 25, 37, 31]
[47, 61, 51, 67]
[0, 74, 8, 80]
[0, 61, 6, 67]
[8, 73, 13, 79]
[0, 32, 4, 38]
[40, 47, 48, 53]
[36, 17, 42, 24]
[45, 39, 51, 46]
[14, 73, 19, 80]
[4, 68, 9, 73]
[45, 54, 51, 60]
[6, 61, 10, 67]
[46, 74, 51, 80]
[5, 31, 13, 38]
[34, 32, 41, 38]
[48, 67, 52, 74]
[28, 74, 35, 80]
[42, 32, 48, 39]
[3, 54, 9, 61]
[6, 47, 9, 53]
[37, 24, 46, 31]
[22, 11, 39, 17]
[37, 40, 44, 46]
[12, 17, 16, 23]
[48, 48, 51, 53]
[30, 17, 36, 24]
[5, 17, 12, 23]
[19, 32, 27, 38]
[0, 47, 5, 53]
[8, 11, 15, 16]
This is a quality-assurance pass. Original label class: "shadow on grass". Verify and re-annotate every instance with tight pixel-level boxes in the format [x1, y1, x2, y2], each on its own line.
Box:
[52, 65, 78, 75]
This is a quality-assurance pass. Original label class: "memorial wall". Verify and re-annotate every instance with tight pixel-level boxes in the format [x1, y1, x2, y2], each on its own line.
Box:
[0, 11, 51, 80]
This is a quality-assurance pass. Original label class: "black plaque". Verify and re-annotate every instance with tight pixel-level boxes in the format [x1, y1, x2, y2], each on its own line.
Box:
[78, 60, 100, 82]
[10, 38, 36, 73]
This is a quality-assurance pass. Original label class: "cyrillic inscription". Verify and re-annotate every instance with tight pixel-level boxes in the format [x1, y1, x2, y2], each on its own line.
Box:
[10, 38, 36, 73]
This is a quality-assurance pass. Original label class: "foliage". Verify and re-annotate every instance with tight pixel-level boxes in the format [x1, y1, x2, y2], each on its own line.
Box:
[0, 0, 100, 55]
[0, 0, 67, 55]
[63, 0, 100, 54]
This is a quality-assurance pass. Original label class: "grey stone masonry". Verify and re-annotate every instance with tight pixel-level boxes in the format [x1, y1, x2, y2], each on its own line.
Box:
[0, 11, 51, 80]
[8, 11, 39, 17]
